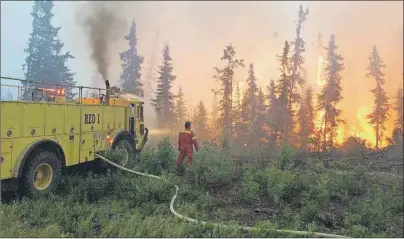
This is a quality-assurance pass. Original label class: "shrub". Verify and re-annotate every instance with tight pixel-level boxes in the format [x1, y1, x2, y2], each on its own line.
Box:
[138, 138, 176, 175]
[261, 167, 296, 205]
[344, 188, 403, 237]
[326, 168, 369, 201]
[185, 146, 237, 190]
[276, 145, 297, 171]
[241, 167, 261, 204]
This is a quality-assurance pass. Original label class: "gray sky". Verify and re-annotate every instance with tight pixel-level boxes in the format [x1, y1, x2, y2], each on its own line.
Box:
[1, 1, 403, 135]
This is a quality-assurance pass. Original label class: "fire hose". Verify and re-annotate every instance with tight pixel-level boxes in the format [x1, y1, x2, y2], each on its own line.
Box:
[95, 154, 349, 238]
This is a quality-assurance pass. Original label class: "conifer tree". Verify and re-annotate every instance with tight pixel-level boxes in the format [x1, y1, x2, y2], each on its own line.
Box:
[317, 35, 344, 151]
[267, 78, 279, 143]
[289, 4, 309, 111]
[233, 82, 243, 141]
[213, 44, 244, 141]
[151, 44, 176, 128]
[273, 41, 293, 146]
[174, 87, 187, 130]
[238, 89, 250, 147]
[193, 101, 209, 141]
[298, 86, 315, 150]
[22, 1, 76, 100]
[366, 46, 390, 150]
[243, 63, 260, 146]
[252, 88, 267, 148]
[119, 19, 144, 97]
[245, 63, 259, 120]
[54, 39, 76, 99]
[393, 84, 403, 132]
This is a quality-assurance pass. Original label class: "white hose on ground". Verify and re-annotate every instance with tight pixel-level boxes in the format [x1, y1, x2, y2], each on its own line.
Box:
[96, 154, 349, 238]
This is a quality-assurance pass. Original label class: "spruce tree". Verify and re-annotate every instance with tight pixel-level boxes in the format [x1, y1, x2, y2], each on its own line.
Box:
[233, 82, 243, 142]
[298, 86, 315, 150]
[174, 87, 187, 130]
[366, 46, 390, 150]
[22, 1, 75, 100]
[289, 4, 309, 112]
[54, 39, 76, 99]
[252, 88, 267, 148]
[213, 44, 244, 141]
[244, 63, 259, 146]
[393, 85, 403, 132]
[151, 44, 176, 128]
[193, 101, 209, 141]
[317, 35, 344, 151]
[245, 63, 259, 120]
[273, 41, 293, 146]
[238, 89, 250, 147]
[267, 78, 279, 143]
[119, 19, 144, 97]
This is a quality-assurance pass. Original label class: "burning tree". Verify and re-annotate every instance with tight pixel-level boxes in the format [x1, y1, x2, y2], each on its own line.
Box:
[119, 19, 144, 97]
[366, 46, 390, 150]
[317, 35, 345, 152]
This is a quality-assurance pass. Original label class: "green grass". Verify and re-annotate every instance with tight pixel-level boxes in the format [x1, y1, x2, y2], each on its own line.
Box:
[1, 139, 403, 238]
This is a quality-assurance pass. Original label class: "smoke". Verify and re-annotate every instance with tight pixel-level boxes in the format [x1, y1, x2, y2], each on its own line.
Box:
[76, 2, 126, 86]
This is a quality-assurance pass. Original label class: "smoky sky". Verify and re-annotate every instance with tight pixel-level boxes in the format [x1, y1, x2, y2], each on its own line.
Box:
[63, 1, 402, 129]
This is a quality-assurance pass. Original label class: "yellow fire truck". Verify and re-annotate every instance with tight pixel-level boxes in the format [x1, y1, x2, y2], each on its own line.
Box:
[0, 77, 148, 196]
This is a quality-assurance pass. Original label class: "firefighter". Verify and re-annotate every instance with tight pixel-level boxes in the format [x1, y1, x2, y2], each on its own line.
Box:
[177, 121, 199, 170]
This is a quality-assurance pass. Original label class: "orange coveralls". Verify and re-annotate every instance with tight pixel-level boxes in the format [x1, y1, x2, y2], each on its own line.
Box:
[177, 129, 199, 167]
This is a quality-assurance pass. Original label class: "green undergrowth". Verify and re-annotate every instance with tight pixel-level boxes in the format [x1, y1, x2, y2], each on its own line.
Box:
[1, 138, 403, 238]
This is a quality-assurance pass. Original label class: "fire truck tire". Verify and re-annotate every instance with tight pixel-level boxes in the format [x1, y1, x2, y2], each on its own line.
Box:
[114, 139, 134, 167]
[21, 151, 62, 196]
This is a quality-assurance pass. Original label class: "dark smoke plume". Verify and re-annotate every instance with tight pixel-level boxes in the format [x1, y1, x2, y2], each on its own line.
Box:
[76, 2, 126, 99]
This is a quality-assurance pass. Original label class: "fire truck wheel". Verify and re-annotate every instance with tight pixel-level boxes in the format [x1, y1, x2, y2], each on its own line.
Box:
[114, 139, 134, 167]
[22, 151, 62, 196]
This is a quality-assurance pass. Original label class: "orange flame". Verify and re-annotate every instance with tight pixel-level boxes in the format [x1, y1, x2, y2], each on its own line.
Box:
[352, 107, 376, 147]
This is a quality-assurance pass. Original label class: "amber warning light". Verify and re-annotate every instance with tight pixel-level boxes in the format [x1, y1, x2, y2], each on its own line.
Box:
[57, 89, 65, 96]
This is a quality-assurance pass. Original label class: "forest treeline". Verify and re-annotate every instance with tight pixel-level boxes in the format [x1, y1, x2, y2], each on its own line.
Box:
[13, 1, 404, 152]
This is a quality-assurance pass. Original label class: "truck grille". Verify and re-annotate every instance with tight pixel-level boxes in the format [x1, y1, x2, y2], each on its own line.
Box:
[140, 124, 145, 135]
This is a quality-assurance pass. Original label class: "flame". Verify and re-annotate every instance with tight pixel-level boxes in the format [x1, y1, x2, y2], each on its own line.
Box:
[352, 107, 376, 147]
[316, 56, 326, 87]
[315, 56, 326, 132]
[336, 125, 344, 144]
[315, 110, 325, 131]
